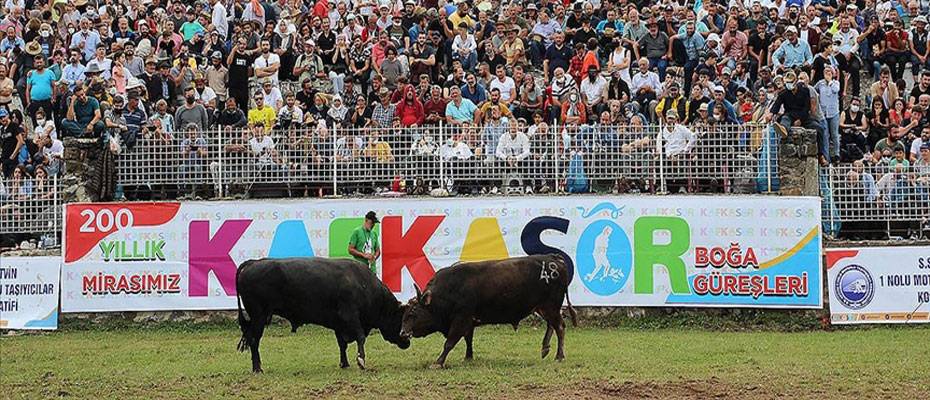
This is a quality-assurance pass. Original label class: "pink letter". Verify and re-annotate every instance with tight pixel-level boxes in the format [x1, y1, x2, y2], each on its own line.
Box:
[189, 220, 252, 296]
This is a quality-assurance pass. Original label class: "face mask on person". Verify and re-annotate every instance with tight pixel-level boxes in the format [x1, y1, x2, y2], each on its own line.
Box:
[713, 113, 722, 120]
[36, 117, 46, 126]
[785, 82, 795, 90]
[569, 93, 578, 102]
[850, 105, 860, 113]
[69, 27, 76, 35]
[40, 30, 50, 38]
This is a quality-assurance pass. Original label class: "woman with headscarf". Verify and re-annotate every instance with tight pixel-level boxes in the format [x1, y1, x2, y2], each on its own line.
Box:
[395, 85, 424, 127]
[327, 94, 349, 128]
[273, 18, 297, 82]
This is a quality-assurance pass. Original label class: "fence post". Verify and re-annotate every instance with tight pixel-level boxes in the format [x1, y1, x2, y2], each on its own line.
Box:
[332, 124, 338, 196]
[439, 121, 445, 189]
[765, 123, 772, 193]
[218, 128, 225, 198]
[657, 121, 666, 194]
[553, 120, 559, 193]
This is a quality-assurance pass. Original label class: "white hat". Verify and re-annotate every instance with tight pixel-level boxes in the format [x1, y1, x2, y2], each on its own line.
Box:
[785, 25, 798, 34]
[706, 33, 720, 42]
[713, 85, 725, 93]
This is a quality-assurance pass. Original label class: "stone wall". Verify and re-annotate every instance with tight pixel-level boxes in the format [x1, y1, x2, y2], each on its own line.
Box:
[777, 128, 820, 196]
[60, 137, 105, 203]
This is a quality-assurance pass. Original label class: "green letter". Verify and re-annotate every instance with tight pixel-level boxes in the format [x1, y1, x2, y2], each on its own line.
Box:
[99, 241, 116, 261]
[633, 217, 690, 294]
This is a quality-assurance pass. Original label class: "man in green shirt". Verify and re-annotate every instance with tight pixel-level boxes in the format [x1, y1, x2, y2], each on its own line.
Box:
[348, 211, 381, 274]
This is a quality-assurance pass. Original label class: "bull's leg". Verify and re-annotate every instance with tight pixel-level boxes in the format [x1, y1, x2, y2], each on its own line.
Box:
[433, 317, 471, 369]
[249, 315, 267, 373]
[539, 307, 565, 361]
[463, 326, 475, 361]
[335, 332, 350, 369]
[355, 332, 367, 370]
[554, 315, 566, 361]
[540, 324, 554, 359]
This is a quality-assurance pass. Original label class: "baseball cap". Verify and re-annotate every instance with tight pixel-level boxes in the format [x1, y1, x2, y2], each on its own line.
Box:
[713, 85, 725, 93]
[365, 211, 380, 223]
[0, 109, 8, 118]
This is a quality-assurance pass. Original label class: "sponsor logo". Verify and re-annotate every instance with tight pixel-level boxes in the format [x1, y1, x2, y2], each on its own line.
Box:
[834, 264, 874, 310]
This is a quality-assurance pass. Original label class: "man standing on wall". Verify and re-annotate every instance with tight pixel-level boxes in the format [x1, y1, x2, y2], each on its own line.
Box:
[348, 211, 381, 274]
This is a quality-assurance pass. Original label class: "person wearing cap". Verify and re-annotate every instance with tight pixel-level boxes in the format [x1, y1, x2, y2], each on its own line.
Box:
[662, 108, 696, 192]
[348, 211, 381, 274]
[706, 84, 739, 124]
[654, 81, 685, 125]
[909, 16, 928, 77]
[204, 51, 228, 103]
[833, 18, 862, 96]
[772, 26, 813, 71]
[767, 70, 820, 136]
[883, 18, 910, 81]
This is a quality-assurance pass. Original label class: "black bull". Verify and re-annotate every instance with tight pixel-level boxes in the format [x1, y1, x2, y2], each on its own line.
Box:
[401, 254, 577, 368]
[235, 257, 410, 373]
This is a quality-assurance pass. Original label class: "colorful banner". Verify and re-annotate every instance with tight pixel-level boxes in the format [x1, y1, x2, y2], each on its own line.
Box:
[826, 247, 930, 324]
[0, 257, 60, 330]
[61, 196, 822, 312]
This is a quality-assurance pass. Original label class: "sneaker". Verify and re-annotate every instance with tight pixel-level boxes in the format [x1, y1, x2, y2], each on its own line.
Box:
[490, 186, 500, 195]
[525, 186, 534, 194]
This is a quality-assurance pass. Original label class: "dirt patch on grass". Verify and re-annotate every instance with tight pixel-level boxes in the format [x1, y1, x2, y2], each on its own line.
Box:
[507, 378, 798, 400]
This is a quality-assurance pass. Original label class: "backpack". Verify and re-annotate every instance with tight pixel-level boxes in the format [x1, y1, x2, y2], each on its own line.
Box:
[566, 153, 589, 193]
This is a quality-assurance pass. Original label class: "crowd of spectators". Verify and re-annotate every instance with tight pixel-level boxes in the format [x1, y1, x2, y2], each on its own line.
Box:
[0, 0, 928, 202]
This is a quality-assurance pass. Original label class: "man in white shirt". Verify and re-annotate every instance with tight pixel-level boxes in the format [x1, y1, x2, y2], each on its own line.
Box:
[496, 127, 531, 166]
[663, 110, 696, 157]
[631, 57, 662, 107]
[253, 39, 281, 86]
[259, 79, 284, 110]
[211, 0, 228, 40]
[488, 64, 516, 103]
[580, 65, 609, 118]
[248, 123, 277, 164]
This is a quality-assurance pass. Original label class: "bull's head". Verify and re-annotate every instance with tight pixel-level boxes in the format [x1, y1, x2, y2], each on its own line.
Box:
[400, 285, 437, 338]
[380, 299, 411, 350]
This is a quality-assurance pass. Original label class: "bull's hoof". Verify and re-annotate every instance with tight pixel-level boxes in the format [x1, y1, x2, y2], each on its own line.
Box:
[340, 361, 350, 369]
[464, 354, 474, 361]
[252, 367, 263, 374]
[555, 354, 565, 362]
[356, 356, 366, 370]
[428, 363, 444, 370]
[541, 346, 550, 359]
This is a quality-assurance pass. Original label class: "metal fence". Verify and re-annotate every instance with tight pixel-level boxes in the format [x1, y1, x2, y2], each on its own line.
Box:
[114, 122, 780, 198]
[0, 175, 62, 236]
[821, 163, 930, 239]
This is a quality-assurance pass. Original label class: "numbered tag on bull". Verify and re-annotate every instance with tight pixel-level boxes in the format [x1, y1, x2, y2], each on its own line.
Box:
[539, 261, 560, 284]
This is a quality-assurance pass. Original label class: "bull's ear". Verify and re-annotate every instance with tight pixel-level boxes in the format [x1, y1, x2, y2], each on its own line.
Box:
[423, 290, 432, 306]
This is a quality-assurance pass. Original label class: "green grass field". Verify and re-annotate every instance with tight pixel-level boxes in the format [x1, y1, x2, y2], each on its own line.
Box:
[2, 323, 928, 399]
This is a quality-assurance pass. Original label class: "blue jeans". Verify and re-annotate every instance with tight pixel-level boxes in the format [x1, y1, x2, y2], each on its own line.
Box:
[453, 51, 477, 72]
[648, 57, 668, 81]
[824, 114, 840, 160]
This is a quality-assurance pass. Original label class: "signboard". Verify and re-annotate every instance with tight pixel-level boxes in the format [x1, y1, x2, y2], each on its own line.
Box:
[62, 197, 822, 312]
[827, 247, 930, 324]
[0, 257, 60, 330]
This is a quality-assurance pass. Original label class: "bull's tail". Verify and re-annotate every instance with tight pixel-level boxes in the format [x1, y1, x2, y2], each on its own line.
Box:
[556, 255, 578, 327]
[236, 260, 252, 353]
[565, 290, 578, 327]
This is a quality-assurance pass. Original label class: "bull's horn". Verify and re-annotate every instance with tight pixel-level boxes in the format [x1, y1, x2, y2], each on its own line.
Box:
[414, 284, 423, 300]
